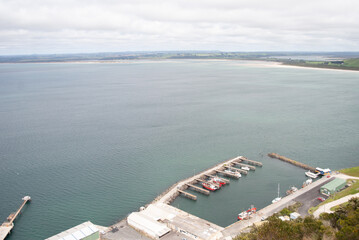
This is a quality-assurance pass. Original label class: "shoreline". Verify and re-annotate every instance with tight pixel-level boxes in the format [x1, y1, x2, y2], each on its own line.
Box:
[1, 58, 359, 73]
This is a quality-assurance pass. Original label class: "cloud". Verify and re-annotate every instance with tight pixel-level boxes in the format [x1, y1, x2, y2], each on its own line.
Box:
[0, 0, 358, 54]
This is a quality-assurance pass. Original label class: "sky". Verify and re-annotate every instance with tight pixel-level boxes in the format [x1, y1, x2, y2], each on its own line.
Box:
[1, 0, 359, 55]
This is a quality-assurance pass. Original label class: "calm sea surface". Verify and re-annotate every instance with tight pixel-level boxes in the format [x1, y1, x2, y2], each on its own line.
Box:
[0, 60, 358, 239]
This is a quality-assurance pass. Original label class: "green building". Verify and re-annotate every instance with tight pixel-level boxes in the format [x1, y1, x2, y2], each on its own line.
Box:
[320, 178, 347, 196]
[46, 221, 100, 240]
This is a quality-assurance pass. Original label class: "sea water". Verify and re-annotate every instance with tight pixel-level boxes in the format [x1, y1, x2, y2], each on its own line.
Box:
[0, 60, 358, 239]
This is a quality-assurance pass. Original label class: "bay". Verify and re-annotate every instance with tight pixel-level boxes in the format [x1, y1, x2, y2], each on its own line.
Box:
[0, 60, 358, 239]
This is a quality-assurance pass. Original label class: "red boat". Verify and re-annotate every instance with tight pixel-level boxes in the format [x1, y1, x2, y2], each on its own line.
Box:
[238, 206, 256, 220]
[202, 182, 218, 191]
[211, 176, 226, 186]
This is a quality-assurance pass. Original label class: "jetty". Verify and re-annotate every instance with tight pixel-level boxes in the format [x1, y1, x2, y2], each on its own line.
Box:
[0, 196, 31, 240]
[238, 156, 263, 166]
[268, 153, 316, 171]
[232, 162, 256, 170]
[185, 183, 210, 195]
[178, 190, 197, 200]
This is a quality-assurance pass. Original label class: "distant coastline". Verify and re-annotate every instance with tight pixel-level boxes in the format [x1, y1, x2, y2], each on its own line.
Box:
[1, 51, 359, 72]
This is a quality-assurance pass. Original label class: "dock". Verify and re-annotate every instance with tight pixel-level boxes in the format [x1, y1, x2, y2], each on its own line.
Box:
[0, 196, 31, 240]
[185, 183, 210, 195]
[232, 162, 256, 170]
[238, 156, 263, 166]
[178, 190, 197, 200]
[268, 153, 316, 171]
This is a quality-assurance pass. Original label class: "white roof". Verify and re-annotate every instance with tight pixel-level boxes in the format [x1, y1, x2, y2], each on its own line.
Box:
[127, 212, 170, 237]
[45, 221, 99, 240]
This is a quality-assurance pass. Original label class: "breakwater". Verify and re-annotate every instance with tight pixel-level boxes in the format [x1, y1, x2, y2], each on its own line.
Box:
[268, 153, 316, 171]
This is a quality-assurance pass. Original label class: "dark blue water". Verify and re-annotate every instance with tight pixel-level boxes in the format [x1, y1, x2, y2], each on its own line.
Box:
[0, 60, 358, 239]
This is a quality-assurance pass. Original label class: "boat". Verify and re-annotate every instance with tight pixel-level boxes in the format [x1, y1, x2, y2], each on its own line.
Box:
[202, 182, 218, 191]
[241, 166, 250, 171]
[305, 171, 319, 179]
[224, 169, 241, 178]
[211, 176, 226, 186]
[286, 186, 298, 195]
[272, 183, 282, 203]
[302, 178, 312, 188]
[315, 167, 331, 176]
[238, 206, 256, 220]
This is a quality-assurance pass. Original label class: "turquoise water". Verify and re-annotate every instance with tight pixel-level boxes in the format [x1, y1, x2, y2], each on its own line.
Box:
[0, 60, 358, 239]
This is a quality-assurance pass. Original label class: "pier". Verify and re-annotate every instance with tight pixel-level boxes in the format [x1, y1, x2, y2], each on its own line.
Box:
[238, 156, 263, 166]
[185, 183, 210, 195]
[268, 153, 316, 171]
[178, 190, 197, 200]
[0, 196, 31, 240]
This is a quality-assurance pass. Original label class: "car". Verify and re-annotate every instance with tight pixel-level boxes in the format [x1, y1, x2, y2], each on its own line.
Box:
[317, 197, 326, 202]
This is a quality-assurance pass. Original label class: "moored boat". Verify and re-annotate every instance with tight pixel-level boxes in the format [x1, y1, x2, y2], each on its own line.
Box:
[224, 169, 241, 178]
[272, 183, 282, 203]
[286, 186, 298, 195]
[238, 206, 256, 220]
[241, 166, 250, 171]
[305, 171, 319, 179]
[202, 182, 218, 191]
[211, 176, 226, 186]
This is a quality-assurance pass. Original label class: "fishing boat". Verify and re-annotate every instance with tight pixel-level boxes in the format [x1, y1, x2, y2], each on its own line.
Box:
[202, 182, 218, 191]
[286, 186, 298, 195]
[237, 206, 256, 220]
[272, 183, 282, 203]
[211, 176, 226, 186]
[224, 169, 241, 178]
[305, 171, 319, 179]
[302, 178, 312, 188]
[241, 166, 250, 171]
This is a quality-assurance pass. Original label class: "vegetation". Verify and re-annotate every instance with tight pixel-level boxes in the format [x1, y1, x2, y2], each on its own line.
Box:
[309, 179, 359, 214]
[282, 58, 359, 71]
[234, 198, 359, 240]
[339, 166, 359, 178]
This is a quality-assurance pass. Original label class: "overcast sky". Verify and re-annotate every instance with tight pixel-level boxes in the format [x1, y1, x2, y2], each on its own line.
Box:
[1, 0, 359, 55]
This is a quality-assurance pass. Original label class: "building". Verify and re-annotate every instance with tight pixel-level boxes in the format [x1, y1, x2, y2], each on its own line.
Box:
[320, 178, 347, 196]
[45, 221, 100, 240]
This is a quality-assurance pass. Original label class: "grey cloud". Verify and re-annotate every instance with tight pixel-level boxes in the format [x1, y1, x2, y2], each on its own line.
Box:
[0, 0, 358, 54]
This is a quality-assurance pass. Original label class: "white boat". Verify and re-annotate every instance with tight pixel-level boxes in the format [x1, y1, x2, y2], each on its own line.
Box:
[272, 183, 282, 203]
[241, 166, 250, 171]
[305, 171, 319, 179]
[286, 186, 298, 195]
[224, 169, 241, 178]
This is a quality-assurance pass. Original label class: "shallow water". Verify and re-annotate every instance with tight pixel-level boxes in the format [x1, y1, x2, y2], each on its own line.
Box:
[0, 60, 358, 239]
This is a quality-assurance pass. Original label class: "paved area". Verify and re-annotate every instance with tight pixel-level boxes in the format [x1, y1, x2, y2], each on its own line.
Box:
[221, 176, 333, 239]
[293, 178, 333, 216]
[313, 192, 359, 218]
[101, 219, 151, 240]
[0, 225, 13, 240]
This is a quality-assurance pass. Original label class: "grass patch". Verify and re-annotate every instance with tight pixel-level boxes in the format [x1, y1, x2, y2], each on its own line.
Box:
[330, 202, 349, 211]
[309, 179, 359, 214]
[339, 166, 359, 177]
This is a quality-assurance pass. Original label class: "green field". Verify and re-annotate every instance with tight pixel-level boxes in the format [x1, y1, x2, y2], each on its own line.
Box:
[339, 166, 359, 177]
[282, 58, 359, 71]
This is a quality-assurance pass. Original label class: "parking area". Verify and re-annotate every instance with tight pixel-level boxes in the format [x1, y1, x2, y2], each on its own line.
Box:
[293, 177, 333, 216]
